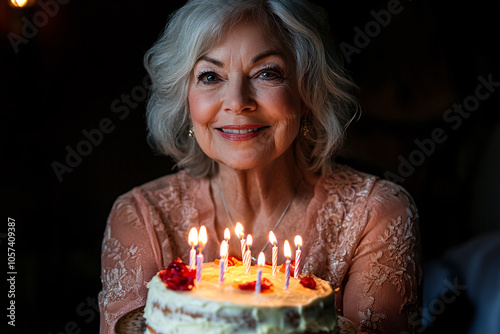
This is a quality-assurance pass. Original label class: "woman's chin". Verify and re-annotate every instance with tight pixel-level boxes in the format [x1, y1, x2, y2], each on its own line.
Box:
[213, 148, 295, 172]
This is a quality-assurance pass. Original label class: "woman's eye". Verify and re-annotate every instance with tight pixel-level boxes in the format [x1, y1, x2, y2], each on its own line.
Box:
[197, 72, 220, 84]
[261, 72, 276, 79]
[258, 68, 283, 80]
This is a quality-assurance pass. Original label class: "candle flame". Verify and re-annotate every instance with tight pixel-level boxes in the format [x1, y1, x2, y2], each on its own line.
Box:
[235, 222, 244, 239]
[246, 234, 253, 247]
[258, 252, 265, 266]
[224, 228, 230, 241]
[188, 227, 198, 246]
[284, 240, 291, 258]
[11, 0, 28, 7]
[199, 225, 208, 246]
[269, 231, 277, 245]
[294, 235, 302, 247]
[220, 240, 228, 257]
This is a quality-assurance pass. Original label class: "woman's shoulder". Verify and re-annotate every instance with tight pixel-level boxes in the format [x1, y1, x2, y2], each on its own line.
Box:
[137, 169, 202, 193]
[320, 162, 378, 198]
[323, 162, 415, 207]
[326, 162, 378, 183]
[112, 170, 205, 208]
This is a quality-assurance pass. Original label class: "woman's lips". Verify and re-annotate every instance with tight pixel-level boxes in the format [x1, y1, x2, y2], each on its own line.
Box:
[216, 125, 269, 141]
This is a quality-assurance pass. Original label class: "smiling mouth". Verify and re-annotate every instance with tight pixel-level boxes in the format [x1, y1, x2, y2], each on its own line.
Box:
[218, 127, 269, 134]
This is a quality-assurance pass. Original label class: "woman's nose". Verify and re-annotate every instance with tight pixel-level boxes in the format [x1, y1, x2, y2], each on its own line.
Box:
[222, 77, 256, 114]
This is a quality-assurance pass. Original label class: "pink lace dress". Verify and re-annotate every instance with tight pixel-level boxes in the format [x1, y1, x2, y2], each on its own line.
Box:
[98, 163, 422, 333]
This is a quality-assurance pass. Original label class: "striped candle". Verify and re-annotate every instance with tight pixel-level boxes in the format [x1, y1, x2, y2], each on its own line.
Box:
[196, 226, 207, 283]
[196, 253, 203, 282]
[219, 258, 225, 284]
[235, 222, 246, 260]
[188, 227, 198, 270]
[294, 248, 301, 279]
[189, 246, 196, 270]
[284, 240, 291, 289]
[241, 239, 247, 262]
[219, 240, 228, 284]
[244, 250, 251, 274]
[294, 235, 302, 279]
[255, 252, 265, 293]
[255, 268, 262, 293]
[284, 258, 291, 289]
[269, 231, 278, 276]
[272, 245, 278, 276]
[244, 234, 253, 275]
[224, 257, 228, 272]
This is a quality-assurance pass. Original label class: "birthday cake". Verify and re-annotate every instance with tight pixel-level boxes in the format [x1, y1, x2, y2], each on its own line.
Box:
[143, 258, 337, 334]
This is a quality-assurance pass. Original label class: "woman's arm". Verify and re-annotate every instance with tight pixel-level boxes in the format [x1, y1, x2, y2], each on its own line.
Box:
[342, 181, 422, 334]
[98, 193, 162, 334]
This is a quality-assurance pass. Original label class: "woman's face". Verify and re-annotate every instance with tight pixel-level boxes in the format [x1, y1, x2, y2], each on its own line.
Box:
[188, 20, 304, 171]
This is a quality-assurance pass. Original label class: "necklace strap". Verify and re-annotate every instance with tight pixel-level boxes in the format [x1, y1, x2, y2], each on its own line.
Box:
[219, 184, 234, 229]
[255, 197, 293, 260]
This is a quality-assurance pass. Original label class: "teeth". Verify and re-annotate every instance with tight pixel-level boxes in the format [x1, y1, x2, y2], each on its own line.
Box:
[221, 128, 260, 134]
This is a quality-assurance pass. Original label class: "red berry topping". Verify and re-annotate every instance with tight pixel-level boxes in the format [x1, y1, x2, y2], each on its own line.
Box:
[227, 256, 237, 267]
[159, 257, 196, 291]
[299, 276, 317, 289]
[238, 278, 273, 291]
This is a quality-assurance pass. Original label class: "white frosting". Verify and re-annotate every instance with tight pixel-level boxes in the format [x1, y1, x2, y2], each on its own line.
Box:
[144, 262, 337, 334]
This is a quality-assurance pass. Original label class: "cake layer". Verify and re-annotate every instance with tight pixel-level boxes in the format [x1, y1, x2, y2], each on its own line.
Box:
[144, 262, 337, 334]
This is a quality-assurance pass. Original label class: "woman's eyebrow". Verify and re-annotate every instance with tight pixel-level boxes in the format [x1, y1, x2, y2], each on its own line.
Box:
[250, 49, 284, 64]
[198, 56, 224, 67]
[198, 49, 285, 68]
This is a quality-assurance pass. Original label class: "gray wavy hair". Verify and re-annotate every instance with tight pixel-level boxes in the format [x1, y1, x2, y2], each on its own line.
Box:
[144, 0, 359, 177]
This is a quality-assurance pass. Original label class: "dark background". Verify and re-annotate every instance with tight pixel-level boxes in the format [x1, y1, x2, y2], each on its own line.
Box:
[2, 0, 499, 333]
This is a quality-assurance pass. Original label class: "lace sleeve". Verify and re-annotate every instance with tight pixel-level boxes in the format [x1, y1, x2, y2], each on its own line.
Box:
[98, 193, 163, 334]
[343, 181, 422, 334]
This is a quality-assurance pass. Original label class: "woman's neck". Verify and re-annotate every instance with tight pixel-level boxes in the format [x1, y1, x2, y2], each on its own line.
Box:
[219, 159, 298, 212]
[211, 146, 321, 228]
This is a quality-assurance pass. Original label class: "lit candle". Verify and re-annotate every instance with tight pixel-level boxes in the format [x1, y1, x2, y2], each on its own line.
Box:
[219, 240, 228, 284]
[196, 226, 208, 282]
[244, 234, 253, 275]
[224, 228, 230, 272]
[255, 252, 265, 293]
[10, 0, 28, 8]
[294, 235, 302, 279]
[235, 222, 246, 260]
[188, 227, 198, 270]
[284, 240, 291, 289]
[269, 231, 278, 276]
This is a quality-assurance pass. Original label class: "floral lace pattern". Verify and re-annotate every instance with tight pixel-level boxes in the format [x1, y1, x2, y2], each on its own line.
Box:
[98, 199, 148, 330]
[98, 164, 421, 334]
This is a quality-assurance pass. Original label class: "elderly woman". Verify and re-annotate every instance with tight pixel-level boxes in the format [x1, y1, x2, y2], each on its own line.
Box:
[99, 0, 421, 333]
